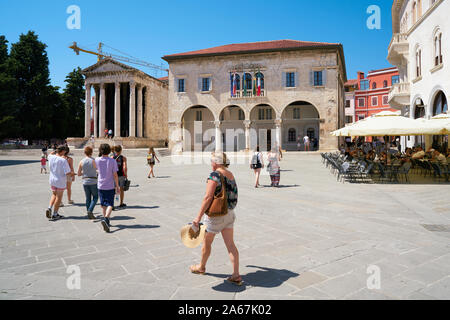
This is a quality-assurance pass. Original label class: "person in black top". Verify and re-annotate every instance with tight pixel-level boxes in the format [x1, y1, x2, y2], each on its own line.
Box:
[113, 145, 127, 209]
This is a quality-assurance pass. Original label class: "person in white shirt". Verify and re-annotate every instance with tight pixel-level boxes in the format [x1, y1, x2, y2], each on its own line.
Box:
[303, 135, 310, 151]
[432, 149, 448, 166]
[250, 146, 264, 188]
[411, 147, 425, 159]
[46, 146, 71, 221]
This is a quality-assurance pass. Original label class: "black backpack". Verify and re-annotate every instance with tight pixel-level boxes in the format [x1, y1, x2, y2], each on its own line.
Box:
[251, 153, 261, 169]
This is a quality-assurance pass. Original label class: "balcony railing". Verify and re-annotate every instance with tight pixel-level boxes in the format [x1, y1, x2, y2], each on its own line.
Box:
[231, 89, 265, 98]
[387, 33, 409, 66]
[388, 82, 410, 109]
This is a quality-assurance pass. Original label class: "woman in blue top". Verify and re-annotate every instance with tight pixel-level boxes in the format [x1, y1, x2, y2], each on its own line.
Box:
[191, 152, 241, 285]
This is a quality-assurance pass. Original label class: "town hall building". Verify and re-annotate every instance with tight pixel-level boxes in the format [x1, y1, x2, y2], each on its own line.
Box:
[162, 40, 347, 153]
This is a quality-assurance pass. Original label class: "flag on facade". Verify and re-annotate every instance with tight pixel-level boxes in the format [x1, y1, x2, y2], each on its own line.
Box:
[243, 72, 247, 96]
[232, 72, 237, 97]
[257, 69, 261, 96]
[230, 72, 233, 97]
[253, 74, 256, 96]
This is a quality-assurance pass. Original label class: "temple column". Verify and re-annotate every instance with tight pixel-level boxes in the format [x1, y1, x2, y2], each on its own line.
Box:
[85, 82, 91, 138]
[114, 82, 121, 138]
[99, 83, 106, 138]
[244, 120, 251, 151]
[129, 81, 136, 137]
[137, 84, 143, 138]
[214, 120, 222, 152]
[93, 85, 99, 138]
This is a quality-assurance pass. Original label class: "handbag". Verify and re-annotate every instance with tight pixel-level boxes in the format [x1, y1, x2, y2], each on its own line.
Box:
[205, 172, 228, 218]
[123, 178, 131, 191]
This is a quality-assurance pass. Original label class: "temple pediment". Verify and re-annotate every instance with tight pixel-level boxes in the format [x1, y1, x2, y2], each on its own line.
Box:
[83, 58, 135, 74]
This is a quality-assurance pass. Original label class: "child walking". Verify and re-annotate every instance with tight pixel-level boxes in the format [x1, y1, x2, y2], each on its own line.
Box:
[95, 144, 119, 233]
[147, 147, 160, 178]
[45, 146, 71, 221]
[40, 156, 47, 174]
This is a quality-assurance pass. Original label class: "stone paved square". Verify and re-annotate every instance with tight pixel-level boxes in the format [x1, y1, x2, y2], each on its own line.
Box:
[0, 152, 449, 300]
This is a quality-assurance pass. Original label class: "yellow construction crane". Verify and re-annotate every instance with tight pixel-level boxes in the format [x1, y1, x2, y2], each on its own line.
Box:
[69, 41, 168, 75]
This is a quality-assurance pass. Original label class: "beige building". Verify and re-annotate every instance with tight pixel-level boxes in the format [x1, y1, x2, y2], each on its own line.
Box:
[68, 58, 168, 148]
[162, 40, 347, 152]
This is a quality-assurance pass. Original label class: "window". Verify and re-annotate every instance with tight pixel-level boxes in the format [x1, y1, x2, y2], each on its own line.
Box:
[293, 108, 300, 119]
[412, 1, 417, 24]
[230, 73, 240, 91]
[372, 82, 377, 89]
[178, 79, 185, 92]
[358, 98, 365, 107]
[345, 100, 351, 108]
[243, 73, 252, 90]
[360, 80, 369, 90]
[288, 129, 296, 142]
[416, 48, 422, 77]
[313, 71, 323, 86]
[371, 97, 378, 106]
[434, 31, 443, 66]
[383, 95, 389, 105]
[286, 72, 295, 87]
[433, 91, 448, 115]
[345, 116, 353, 124]
[196, 110, 202, 121]
[358, 115, 365, 120]
[238, 109, 245, 120]
[258, 108, 264, 120]
[383, 80, 388, 88]
[202, 78, 210, 92]
[266, 108, 272, 120]
[255, 72, 264, 89]
[391, 75, 400, 84]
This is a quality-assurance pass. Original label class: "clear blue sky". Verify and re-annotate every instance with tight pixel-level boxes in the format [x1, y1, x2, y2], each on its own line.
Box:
[0, 0, 394, 89]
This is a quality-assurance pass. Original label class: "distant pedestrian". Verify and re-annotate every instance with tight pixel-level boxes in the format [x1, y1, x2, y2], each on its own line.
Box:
[113, 145, 128, 208]
[104, 128, 108, 138]
[267, 146, 281, 187]
[303, 135, 310, 151]
[45, 146, 71, 221]
[62, 146, 75, 205]
[95, 144, 119, 233]
[41, 144, 48, 159]
[40, 156, 47, 174]
[108, 129, 113, 139]
[297, 136, 301, 151]
[77, 146, 98, 219]
[147, 147, 160, 178]
[250, 146, 263, 188]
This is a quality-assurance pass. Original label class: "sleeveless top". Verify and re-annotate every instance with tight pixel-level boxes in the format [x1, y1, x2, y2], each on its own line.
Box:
[82, 157, 97, 185]
[207, 171, 238, 210]
[115, 155, 124, 176]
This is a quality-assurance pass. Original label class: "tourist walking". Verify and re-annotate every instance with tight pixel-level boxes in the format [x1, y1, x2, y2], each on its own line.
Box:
[62, 146, 75, 205]
[303, 134, 310, 151]
[108, 129, 113, 139]
[190, 152, 241, 285]
[77, 146, 98, 219]
[267, 147, 281, 187]
[250, 146, 263, 188]
[113, 145, 127, 208]
[96, 144, 120, 233]
[45, 146, 71, 221]
[40, 155, 47, 174]
[147, 147, 160, 178]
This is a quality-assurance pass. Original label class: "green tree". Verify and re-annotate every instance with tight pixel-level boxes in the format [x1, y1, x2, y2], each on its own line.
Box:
[0, 35, 20, 139]
[48, 85, 68, 139]
[8, 31, 52, 139]
[63, 67, 85, 137]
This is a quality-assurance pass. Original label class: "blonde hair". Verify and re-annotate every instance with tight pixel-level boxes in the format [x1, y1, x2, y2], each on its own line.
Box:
[211, 152, 230, 168]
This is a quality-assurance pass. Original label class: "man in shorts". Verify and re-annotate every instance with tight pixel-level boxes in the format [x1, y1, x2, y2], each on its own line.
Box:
[46, 146, 71, 221]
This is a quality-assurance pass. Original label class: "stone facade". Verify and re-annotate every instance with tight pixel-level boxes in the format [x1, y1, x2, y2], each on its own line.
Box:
[163, 41, 347, 152]
[67, 58, 168, 149]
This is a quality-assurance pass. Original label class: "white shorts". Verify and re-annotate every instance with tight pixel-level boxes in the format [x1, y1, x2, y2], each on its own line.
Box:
[41, 165, 46, 169]
[203, 209, 236, 234]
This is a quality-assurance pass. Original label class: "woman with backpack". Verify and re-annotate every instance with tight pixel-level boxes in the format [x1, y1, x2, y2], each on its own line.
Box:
[147, 147, 160, 178]
[250, 146, 264, 188]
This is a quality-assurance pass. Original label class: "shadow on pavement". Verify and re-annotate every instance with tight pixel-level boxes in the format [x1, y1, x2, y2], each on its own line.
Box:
[261, 184, 300, 188]
[110, 224, 160, 233]
[210, 265, 299, 293]
[123, 205, 159, 210]
[154, 176, 171, 179]
[0, 160, 40, 167]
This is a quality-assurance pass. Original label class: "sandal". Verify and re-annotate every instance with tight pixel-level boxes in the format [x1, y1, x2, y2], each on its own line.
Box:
[227, 276, 243, 286]
[189, 265, 206, 275]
